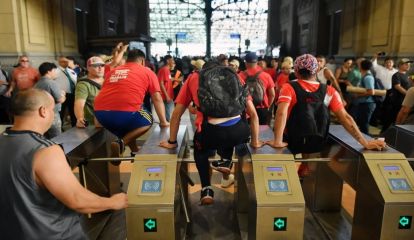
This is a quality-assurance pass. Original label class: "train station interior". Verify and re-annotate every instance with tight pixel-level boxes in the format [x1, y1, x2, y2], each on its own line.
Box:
[0, 0, 414, 239]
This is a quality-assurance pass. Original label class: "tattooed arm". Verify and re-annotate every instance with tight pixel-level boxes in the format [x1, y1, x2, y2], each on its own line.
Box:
[334, 108, 385, 150]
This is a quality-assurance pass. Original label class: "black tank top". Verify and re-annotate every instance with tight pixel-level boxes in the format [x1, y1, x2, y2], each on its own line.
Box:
[0, 129, 86, 240]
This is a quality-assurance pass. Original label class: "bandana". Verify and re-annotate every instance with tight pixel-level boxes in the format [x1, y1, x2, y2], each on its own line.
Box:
[294, 54, 318, 75]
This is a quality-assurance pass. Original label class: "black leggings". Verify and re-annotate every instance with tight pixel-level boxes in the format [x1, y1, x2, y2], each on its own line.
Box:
[193, 119, 250, 187]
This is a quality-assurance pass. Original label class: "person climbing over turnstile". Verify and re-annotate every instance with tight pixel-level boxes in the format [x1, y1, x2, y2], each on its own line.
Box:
[94, 49, 169, 161]
[266, 54, 386, 176]
[160, 61, 264, 205]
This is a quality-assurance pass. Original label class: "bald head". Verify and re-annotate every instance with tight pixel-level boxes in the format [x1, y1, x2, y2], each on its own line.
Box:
[10, 89, 54, 116]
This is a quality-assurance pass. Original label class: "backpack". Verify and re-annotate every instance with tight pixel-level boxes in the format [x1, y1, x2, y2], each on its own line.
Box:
[198, 66, 248, 118]
[286, 81, 330, 154]
[243, 70, 265, 106]
[360, 74, 385, 104]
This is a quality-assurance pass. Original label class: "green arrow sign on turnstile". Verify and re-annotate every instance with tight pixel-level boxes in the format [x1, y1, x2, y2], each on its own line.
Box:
[398, 216, 412, 229]
[273, 217, 287, 231]
[144, 218, 157, 232]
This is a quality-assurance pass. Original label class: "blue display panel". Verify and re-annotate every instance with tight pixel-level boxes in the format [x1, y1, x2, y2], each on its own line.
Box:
[146, 167, 162, 173]
[389, 179, 412, 191]
[267, 167, 283, 172]
[268, 180, 289, 192]
[383, 166, 400, 171]
[142, 180, 162, 193]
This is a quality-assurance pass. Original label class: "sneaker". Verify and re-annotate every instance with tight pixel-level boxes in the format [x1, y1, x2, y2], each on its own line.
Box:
[211, 159, 233, 174]
[221, 173, 235, 188]
[110, 139, 125, 166]
[200, 186, 214, 205]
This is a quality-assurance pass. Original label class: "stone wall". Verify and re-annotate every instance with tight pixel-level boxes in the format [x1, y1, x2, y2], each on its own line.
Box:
[270, 0, 413, 59]
[0, 0, 79, 71]
[336, 0, 414, 58]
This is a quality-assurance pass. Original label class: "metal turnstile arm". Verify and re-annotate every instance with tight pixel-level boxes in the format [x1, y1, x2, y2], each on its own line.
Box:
[178, 171, 191, 224]
[80, 164, 92, 219]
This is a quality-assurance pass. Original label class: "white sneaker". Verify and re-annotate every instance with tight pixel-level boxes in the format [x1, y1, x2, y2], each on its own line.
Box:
[221, 173, 235, 188]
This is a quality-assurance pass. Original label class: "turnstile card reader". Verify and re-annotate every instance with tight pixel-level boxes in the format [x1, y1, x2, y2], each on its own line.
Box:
[323, 126, 414, 239]
[251, 161, 305, 239]
[238, 126, 305, 240]
[378, 163, 413, 194]
[127, 161, 179, 239]
[126, 125, 187, 240]
[137, 166, 166, 196]
[263, 165, 291, 195]
[353, 157, 414, 239]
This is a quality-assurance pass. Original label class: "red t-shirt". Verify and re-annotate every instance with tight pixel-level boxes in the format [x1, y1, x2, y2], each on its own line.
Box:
[157, 66, 174, 101]
[175, 72, 204, 131]
[278, 79, 344, 117]
[275, 73, 290, 101]
[264, 68, 277, 80]
[238, 67, 275, 108]
[12, 67, 39, 90]
[94, 63, 160, 111]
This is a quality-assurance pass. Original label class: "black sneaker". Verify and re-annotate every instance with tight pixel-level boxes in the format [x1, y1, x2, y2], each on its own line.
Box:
[211, 159, 233, 174]
[200, 186, 214, 205]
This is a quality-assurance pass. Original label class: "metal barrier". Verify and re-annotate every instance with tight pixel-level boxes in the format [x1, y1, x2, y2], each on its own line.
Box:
[236, 125, 305, 240]
[53, 127, 120, 196]
[303, 125, 414, 239]
[384, 124, 414, 169]
[52, 127, 123, 239]
[126, 125, 188, 240]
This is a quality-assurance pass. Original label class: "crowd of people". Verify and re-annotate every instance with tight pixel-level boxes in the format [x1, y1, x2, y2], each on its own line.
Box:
[2, 41, 413, 237]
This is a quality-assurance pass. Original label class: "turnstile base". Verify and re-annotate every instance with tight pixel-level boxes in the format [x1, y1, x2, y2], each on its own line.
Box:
[78, 171, 353, 240]
[80, 209, 126, 240]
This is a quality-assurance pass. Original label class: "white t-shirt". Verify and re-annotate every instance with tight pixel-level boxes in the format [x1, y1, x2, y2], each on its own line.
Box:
[372, 59, 397, 90]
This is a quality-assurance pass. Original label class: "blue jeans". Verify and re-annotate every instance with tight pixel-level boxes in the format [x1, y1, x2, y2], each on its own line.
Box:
[356, 102, 376, 135]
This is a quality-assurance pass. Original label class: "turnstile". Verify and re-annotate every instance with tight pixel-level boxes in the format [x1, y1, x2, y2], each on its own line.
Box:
[52, 127, 123, 239]
[384, 124, 414, 169]
[303, 125, 414, 239]
[53, 127, 121, 196]
[237, 126, 305, 239]
[126, 125, 188, 240]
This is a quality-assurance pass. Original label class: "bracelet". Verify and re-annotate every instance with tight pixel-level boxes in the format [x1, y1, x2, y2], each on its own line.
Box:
[168, 139, 177, 144]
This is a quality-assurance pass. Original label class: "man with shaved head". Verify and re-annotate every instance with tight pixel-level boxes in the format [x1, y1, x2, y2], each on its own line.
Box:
[0, 89, 128, 239]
